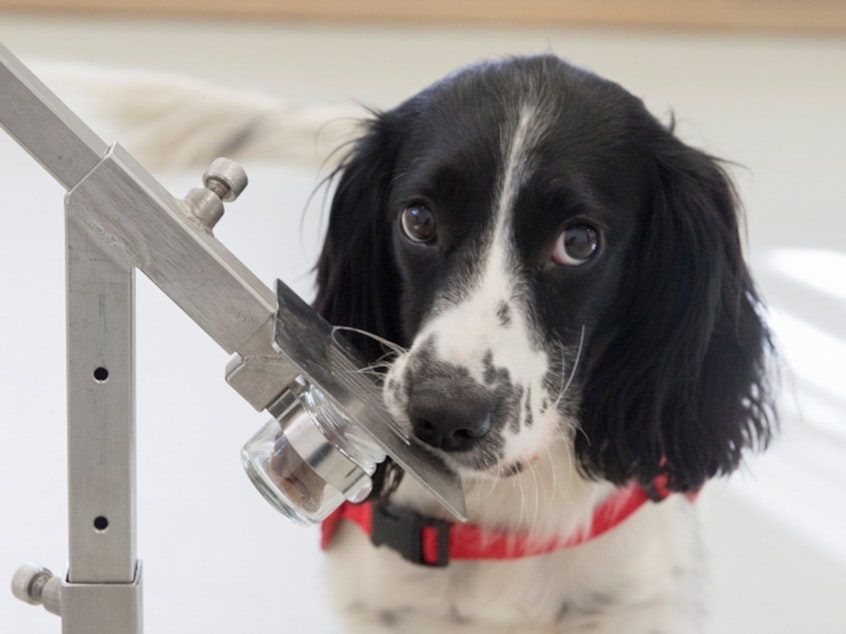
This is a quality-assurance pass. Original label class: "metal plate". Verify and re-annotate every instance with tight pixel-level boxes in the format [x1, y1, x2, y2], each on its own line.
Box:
[273, 281, 467, 521]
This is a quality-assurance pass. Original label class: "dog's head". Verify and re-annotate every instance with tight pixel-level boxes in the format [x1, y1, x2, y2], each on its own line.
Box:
[315, 55, 775, 493]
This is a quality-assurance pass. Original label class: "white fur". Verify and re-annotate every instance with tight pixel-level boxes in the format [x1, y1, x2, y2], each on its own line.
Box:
[327, 466, 703, 633]
[71, 68, 708, 633]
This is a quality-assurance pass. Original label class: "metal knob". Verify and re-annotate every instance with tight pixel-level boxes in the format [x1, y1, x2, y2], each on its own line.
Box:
[203, 157, 248, 203]
[184, 157, 248, 231]
[11, 563, 62, 616]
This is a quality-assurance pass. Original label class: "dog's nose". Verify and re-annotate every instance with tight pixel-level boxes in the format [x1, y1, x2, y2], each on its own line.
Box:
[409, 387, 493, 452]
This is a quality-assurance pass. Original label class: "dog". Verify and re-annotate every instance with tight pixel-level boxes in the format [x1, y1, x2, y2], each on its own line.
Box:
[71, 53, 775, 633]
[313, 54, 775, 634]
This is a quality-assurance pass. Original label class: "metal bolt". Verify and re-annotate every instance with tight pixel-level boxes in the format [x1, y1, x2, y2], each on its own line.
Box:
[184, 158, 249, 231]
[202, 157, 248, 203]
[12, 563, 62, 615]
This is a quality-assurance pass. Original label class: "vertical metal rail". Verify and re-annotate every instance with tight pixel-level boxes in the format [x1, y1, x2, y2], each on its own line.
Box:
[61, 204, 142, 632]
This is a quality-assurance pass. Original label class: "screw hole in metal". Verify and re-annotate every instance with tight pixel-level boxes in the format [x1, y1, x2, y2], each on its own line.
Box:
[93, 516, 109, 532]
[93, 367, 109, 382]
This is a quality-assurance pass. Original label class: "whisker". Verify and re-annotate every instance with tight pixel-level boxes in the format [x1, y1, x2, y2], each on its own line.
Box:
[554, 325, 586, 409]
[465, 476, 489, 508]
[485, 472, 498, 499]
[545, 441, 559, 509]
[355, 361, 394, 375]
[516, 475, 528, 534]
[573, 420, 592, 448]
[521, 464, 535, 533]
[529, 458, 541, 534]
[349, 366, 393, 385]
[331, 325, 408, 356]
[554, 325, 585, 418]
[547, 340, 566, 406]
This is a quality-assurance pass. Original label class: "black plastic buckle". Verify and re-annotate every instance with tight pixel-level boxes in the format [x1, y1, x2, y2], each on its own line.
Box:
[370, 504, 450, 567]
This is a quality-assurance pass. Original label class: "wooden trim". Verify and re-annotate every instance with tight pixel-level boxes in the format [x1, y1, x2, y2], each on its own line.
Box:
[2, 0, 846, 33]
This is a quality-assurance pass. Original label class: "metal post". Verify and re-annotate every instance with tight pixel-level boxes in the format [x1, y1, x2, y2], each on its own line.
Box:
[61, 199, 142, 632]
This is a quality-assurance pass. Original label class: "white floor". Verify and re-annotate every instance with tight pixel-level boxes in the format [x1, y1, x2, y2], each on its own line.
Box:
[1, 13, 845, 634]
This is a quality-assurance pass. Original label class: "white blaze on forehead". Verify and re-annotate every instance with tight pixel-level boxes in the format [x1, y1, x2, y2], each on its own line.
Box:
[415, 101, 550, 386]
[490, 102, 544, 275]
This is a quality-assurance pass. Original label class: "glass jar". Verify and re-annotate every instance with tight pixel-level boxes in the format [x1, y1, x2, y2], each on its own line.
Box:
[241, 380, 386, 526]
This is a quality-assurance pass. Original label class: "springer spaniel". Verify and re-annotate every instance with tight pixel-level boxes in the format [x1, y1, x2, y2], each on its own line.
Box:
[73, 53, 775, 633]
[313, 55, 775, 633]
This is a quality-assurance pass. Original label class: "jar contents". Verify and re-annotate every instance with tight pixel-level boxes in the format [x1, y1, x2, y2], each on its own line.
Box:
[267, 432, 325, 515]
[241, 381, 386, 525]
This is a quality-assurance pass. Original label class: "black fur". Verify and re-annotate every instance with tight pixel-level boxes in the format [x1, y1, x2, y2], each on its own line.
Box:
[313, 54, 775, 493]
[577, 128, 776, 492]
[314, 112, 405, 360]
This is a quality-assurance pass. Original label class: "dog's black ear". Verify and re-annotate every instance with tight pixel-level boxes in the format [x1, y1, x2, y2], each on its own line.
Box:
[577, 132, 776, 492]
[314, 112, 404, 363]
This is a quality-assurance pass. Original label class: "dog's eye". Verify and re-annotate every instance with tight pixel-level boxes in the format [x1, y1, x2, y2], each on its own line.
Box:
[552, 224, 599, 266]
[400, 205, 437, 244]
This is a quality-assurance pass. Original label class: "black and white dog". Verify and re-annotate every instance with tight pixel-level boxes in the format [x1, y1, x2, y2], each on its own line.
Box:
[80, 54, 776, 633]
[314, 55, 774, 633]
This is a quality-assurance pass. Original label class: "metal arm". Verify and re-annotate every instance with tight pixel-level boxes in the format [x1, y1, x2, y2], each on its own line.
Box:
[1, 41, 464, 634]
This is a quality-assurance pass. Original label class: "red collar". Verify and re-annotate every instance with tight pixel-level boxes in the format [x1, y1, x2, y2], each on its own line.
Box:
[322, 475, 696, 567]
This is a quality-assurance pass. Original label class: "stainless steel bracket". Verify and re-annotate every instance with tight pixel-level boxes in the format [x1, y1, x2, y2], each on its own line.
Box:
[1, 41, 465, 634]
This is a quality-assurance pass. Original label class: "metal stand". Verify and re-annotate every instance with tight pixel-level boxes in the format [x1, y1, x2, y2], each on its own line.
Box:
[1, 42, 465, 634]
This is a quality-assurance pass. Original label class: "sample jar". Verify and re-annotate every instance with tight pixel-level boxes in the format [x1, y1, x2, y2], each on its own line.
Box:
[241, 380, 386, 525]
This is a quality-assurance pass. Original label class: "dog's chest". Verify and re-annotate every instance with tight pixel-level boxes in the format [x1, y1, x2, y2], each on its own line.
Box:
[324, 488, 702, 634]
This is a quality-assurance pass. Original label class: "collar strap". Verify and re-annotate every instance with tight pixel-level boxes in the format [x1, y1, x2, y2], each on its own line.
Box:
[322, 475, 695, 567]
